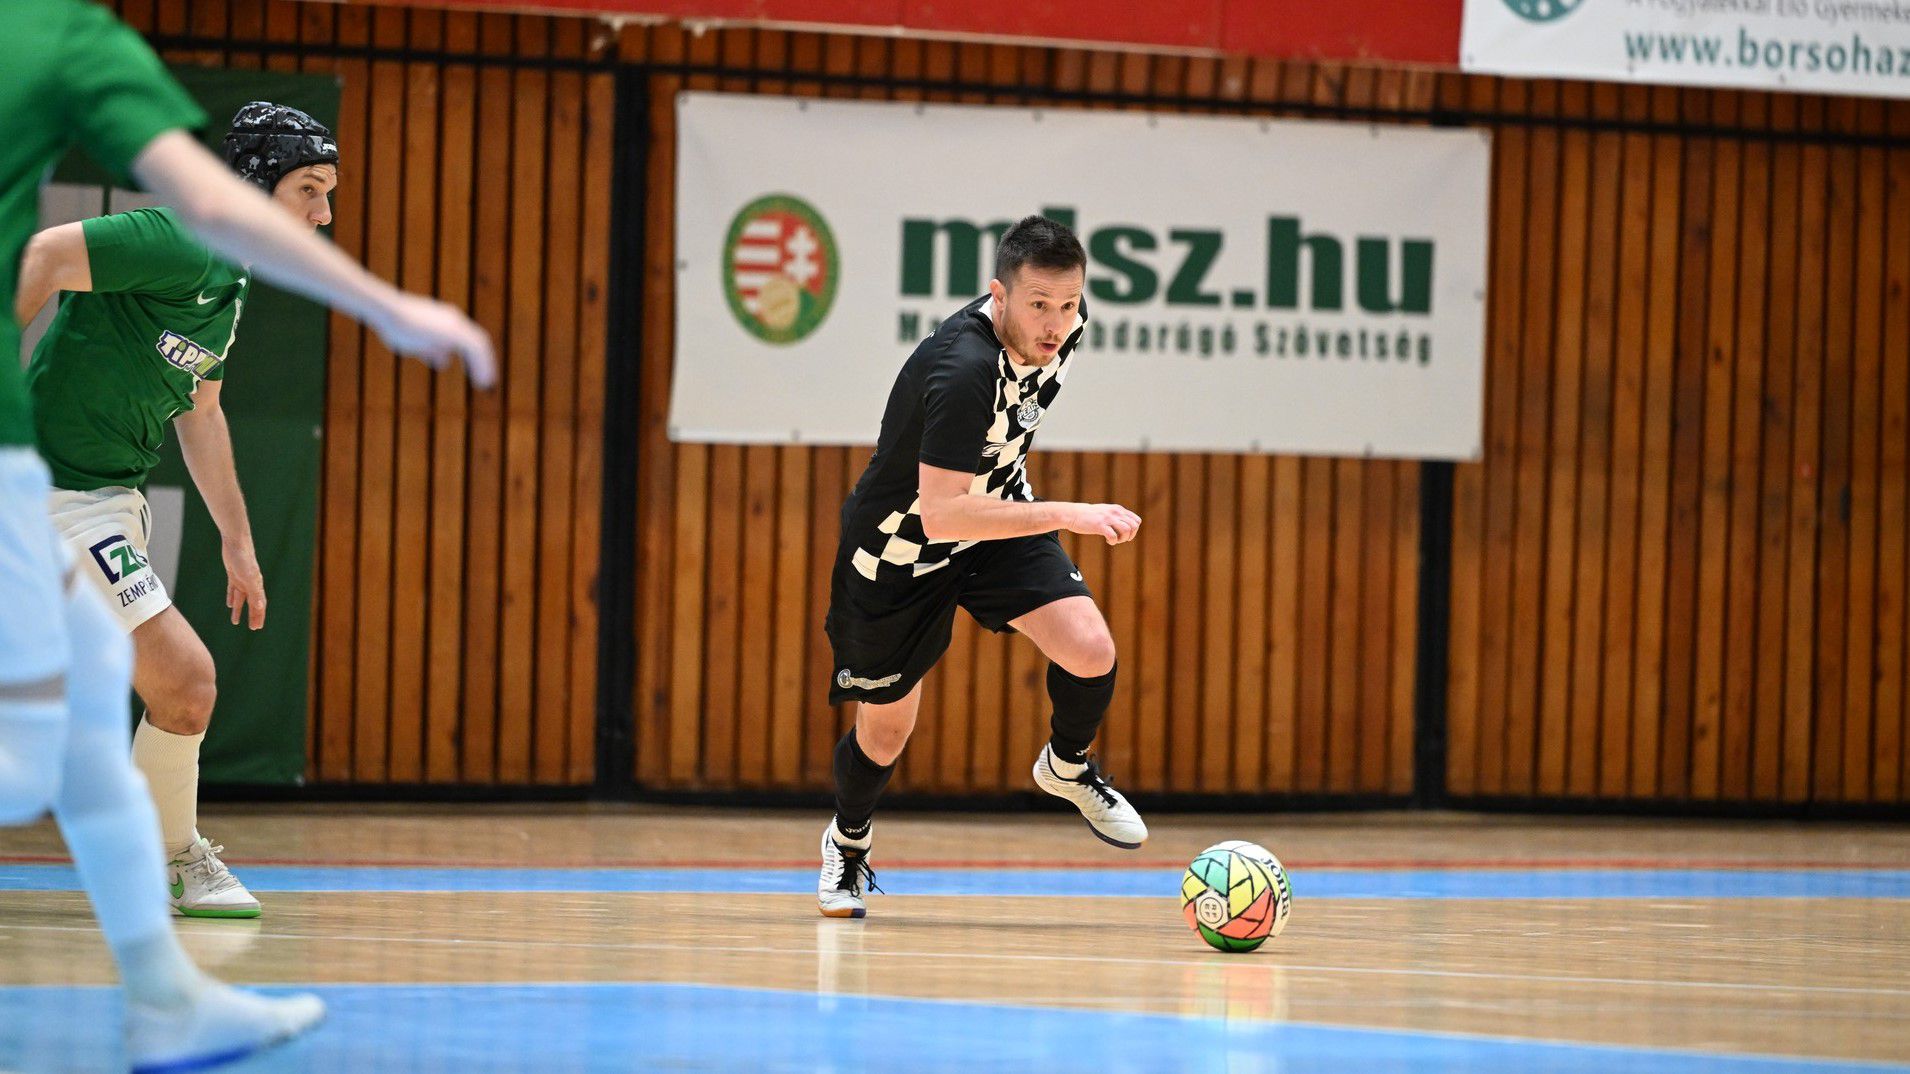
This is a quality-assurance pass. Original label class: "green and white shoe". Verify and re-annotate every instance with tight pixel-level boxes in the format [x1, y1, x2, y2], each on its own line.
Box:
[168, 836, 262, 919]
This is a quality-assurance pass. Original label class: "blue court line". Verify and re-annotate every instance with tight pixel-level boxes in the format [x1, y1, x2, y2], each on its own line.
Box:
[3, 981, 1906, 1074]
[3, 864, 1909, 898]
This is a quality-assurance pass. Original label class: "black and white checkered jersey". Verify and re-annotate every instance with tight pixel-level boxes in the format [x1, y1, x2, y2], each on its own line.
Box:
[839, 293, 1088, 584]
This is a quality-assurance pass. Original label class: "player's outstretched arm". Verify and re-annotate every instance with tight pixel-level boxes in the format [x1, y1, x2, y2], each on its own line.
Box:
[11, 223, 91, 328]
[917, 462, 1142, 545]
[129, 131, 496, 387]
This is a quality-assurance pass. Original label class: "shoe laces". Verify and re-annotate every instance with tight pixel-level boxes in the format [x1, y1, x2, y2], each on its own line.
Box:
[835, 846, 883, 896]
[1075, 756, 1120, 809]
[181, 841, 242, 896]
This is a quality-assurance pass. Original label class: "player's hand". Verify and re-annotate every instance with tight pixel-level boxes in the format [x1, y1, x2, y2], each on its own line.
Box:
[370, 291, 497, 388]
[223, 539, 267, 630]
[1064, 502, 1142, 546]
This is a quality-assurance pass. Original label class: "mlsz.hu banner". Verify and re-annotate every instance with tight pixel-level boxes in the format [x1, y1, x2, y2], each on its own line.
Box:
[672, 92, 1491, 461]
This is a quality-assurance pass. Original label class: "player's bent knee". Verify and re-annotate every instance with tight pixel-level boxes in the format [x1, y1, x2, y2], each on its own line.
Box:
[1062, 632, 1117, 679]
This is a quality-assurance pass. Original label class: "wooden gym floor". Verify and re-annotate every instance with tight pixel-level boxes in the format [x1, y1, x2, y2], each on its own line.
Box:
[2, 806, 1908, 1072]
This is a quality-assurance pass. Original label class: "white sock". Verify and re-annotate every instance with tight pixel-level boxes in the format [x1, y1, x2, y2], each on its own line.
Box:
[132, 717, 203, 857]
[53, 584, 208, 1009]
[1046, 747, 1088, 780]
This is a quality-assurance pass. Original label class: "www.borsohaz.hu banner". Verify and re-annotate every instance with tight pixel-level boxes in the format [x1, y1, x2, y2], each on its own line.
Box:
[1464, 0, 1910, 98]
[671, 92, 1490, 459]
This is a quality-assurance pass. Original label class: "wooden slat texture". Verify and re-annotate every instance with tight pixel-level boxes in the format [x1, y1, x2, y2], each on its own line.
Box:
[144, 1, 610, 786]
[1449, 82, 1910, 806]
[148, 2, 1906, 804]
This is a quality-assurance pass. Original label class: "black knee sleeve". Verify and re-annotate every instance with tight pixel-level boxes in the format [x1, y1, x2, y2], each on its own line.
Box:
[832, 727, 894, 839]
[1047, 661, 1116, 763]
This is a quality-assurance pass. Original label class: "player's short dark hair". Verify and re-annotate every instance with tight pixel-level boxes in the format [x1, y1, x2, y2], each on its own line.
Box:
[994, 215, 1086, 288]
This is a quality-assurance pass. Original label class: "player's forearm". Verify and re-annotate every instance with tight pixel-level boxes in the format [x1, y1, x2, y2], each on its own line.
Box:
[13, 240, 65, 328]
[919, 495, 1069, 542]
[176, 409, 253, 549]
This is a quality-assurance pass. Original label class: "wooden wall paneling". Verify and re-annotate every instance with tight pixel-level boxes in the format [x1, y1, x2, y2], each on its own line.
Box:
[1327, 456, 1364, 794]
[1267, 454, 1302, 793]
[1568, 82, 1621, 798]
[387, 9, 443, 784]
[1752, 94, 1800, 802]
[698, 422, 738, 790]
[1444, 74, 1501, 798]
[1691, 90, 1742, 801]
[334, 8, 385, 783]
[570, 64, 613, 784]
[1597, 83, 1652, 798]
[1630, 87, 1680, 799]
[1659, 88, 1715, 801]
[1296, 455, 1332, 794]
[736, 441, 777, 787]
[1875, 102, 1910, 802]
[1719, 92, 1769, 801]
[1842, 100, 1889, 802]
[427, 11, 476, 783]
[1135, 452, 1173, 792]
[1814, 97, 1859, 801]
[1105, 452, 1143, 785]
[1358, 457, 1396, 795]
[1506, 80, 1562, 797]
[1389, 462, 1419, 794]
[347, 8, 405, 784]
[1169, 453, 1206, 790]
[1784, 96, 1830, 803]
[1201, 455, 1239, 792]
[1233, 453, 1270, 793]
[495, 16, 551, 783]
[1538, 79, 1590, 797]
[632, 22, 682, 787]
[534, 21, 585, 784]
[459, 12, 516, 784]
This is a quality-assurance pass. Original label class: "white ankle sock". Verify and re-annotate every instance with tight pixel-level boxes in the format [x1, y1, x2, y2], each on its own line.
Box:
[133, 717, 203, 856]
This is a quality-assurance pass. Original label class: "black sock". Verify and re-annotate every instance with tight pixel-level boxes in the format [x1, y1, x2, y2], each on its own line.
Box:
[832, 727, 894, 840]
[1047, 661, 1116, 764]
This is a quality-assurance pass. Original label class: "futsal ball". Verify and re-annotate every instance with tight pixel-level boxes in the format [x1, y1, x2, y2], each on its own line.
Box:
[1180, 841, 1293, 953]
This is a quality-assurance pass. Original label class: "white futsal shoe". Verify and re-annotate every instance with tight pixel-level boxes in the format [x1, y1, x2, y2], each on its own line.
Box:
[1032, 744, 1148, 849]
[126, 981, 325, 1073]
[168, 836, 261, 919]
[817, 820, 880, 919]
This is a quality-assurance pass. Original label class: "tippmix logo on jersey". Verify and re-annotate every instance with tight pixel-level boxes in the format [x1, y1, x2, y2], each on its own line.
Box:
[722, 194, 840, 344]
[1500, 0, 1585, 22]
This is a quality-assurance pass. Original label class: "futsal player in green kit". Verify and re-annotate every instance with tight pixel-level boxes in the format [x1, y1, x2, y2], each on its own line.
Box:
[0, 1, 491, 1068]
[17, 102, 343, 921]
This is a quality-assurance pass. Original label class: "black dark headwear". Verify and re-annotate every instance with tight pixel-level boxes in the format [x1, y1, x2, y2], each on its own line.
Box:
[222, 101, 339, 191]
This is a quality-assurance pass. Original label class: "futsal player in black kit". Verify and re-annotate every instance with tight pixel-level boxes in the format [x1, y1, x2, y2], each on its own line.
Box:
[818, 215, 1147, 918]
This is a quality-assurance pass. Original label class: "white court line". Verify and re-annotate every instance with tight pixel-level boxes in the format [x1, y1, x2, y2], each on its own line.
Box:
[6, 922, 1909, 1000]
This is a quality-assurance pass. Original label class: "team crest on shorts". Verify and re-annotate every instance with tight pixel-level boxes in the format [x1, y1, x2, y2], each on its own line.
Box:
[722, 194, 839, 345]
[837, 668, 901, 691]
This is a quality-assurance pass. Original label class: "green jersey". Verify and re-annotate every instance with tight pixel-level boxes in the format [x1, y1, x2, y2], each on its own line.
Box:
[1, 0, 205, 449]
[28, 208, 249, 490]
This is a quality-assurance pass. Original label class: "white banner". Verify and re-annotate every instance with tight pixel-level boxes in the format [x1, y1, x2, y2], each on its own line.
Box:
[672, 92, 1490, 459]
[1463, 0, 1910, 98]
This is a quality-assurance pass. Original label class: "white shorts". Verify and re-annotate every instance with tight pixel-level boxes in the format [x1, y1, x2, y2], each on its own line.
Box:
[0, 448, 71, 687]
[47, 485, 172, 633]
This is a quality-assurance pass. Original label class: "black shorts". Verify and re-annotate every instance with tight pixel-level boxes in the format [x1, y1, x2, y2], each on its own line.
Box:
[824, 531, 1092, 705]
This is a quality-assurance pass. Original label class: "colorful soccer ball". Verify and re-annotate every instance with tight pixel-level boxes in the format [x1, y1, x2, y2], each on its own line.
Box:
[1180, 841, 1293, 953]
